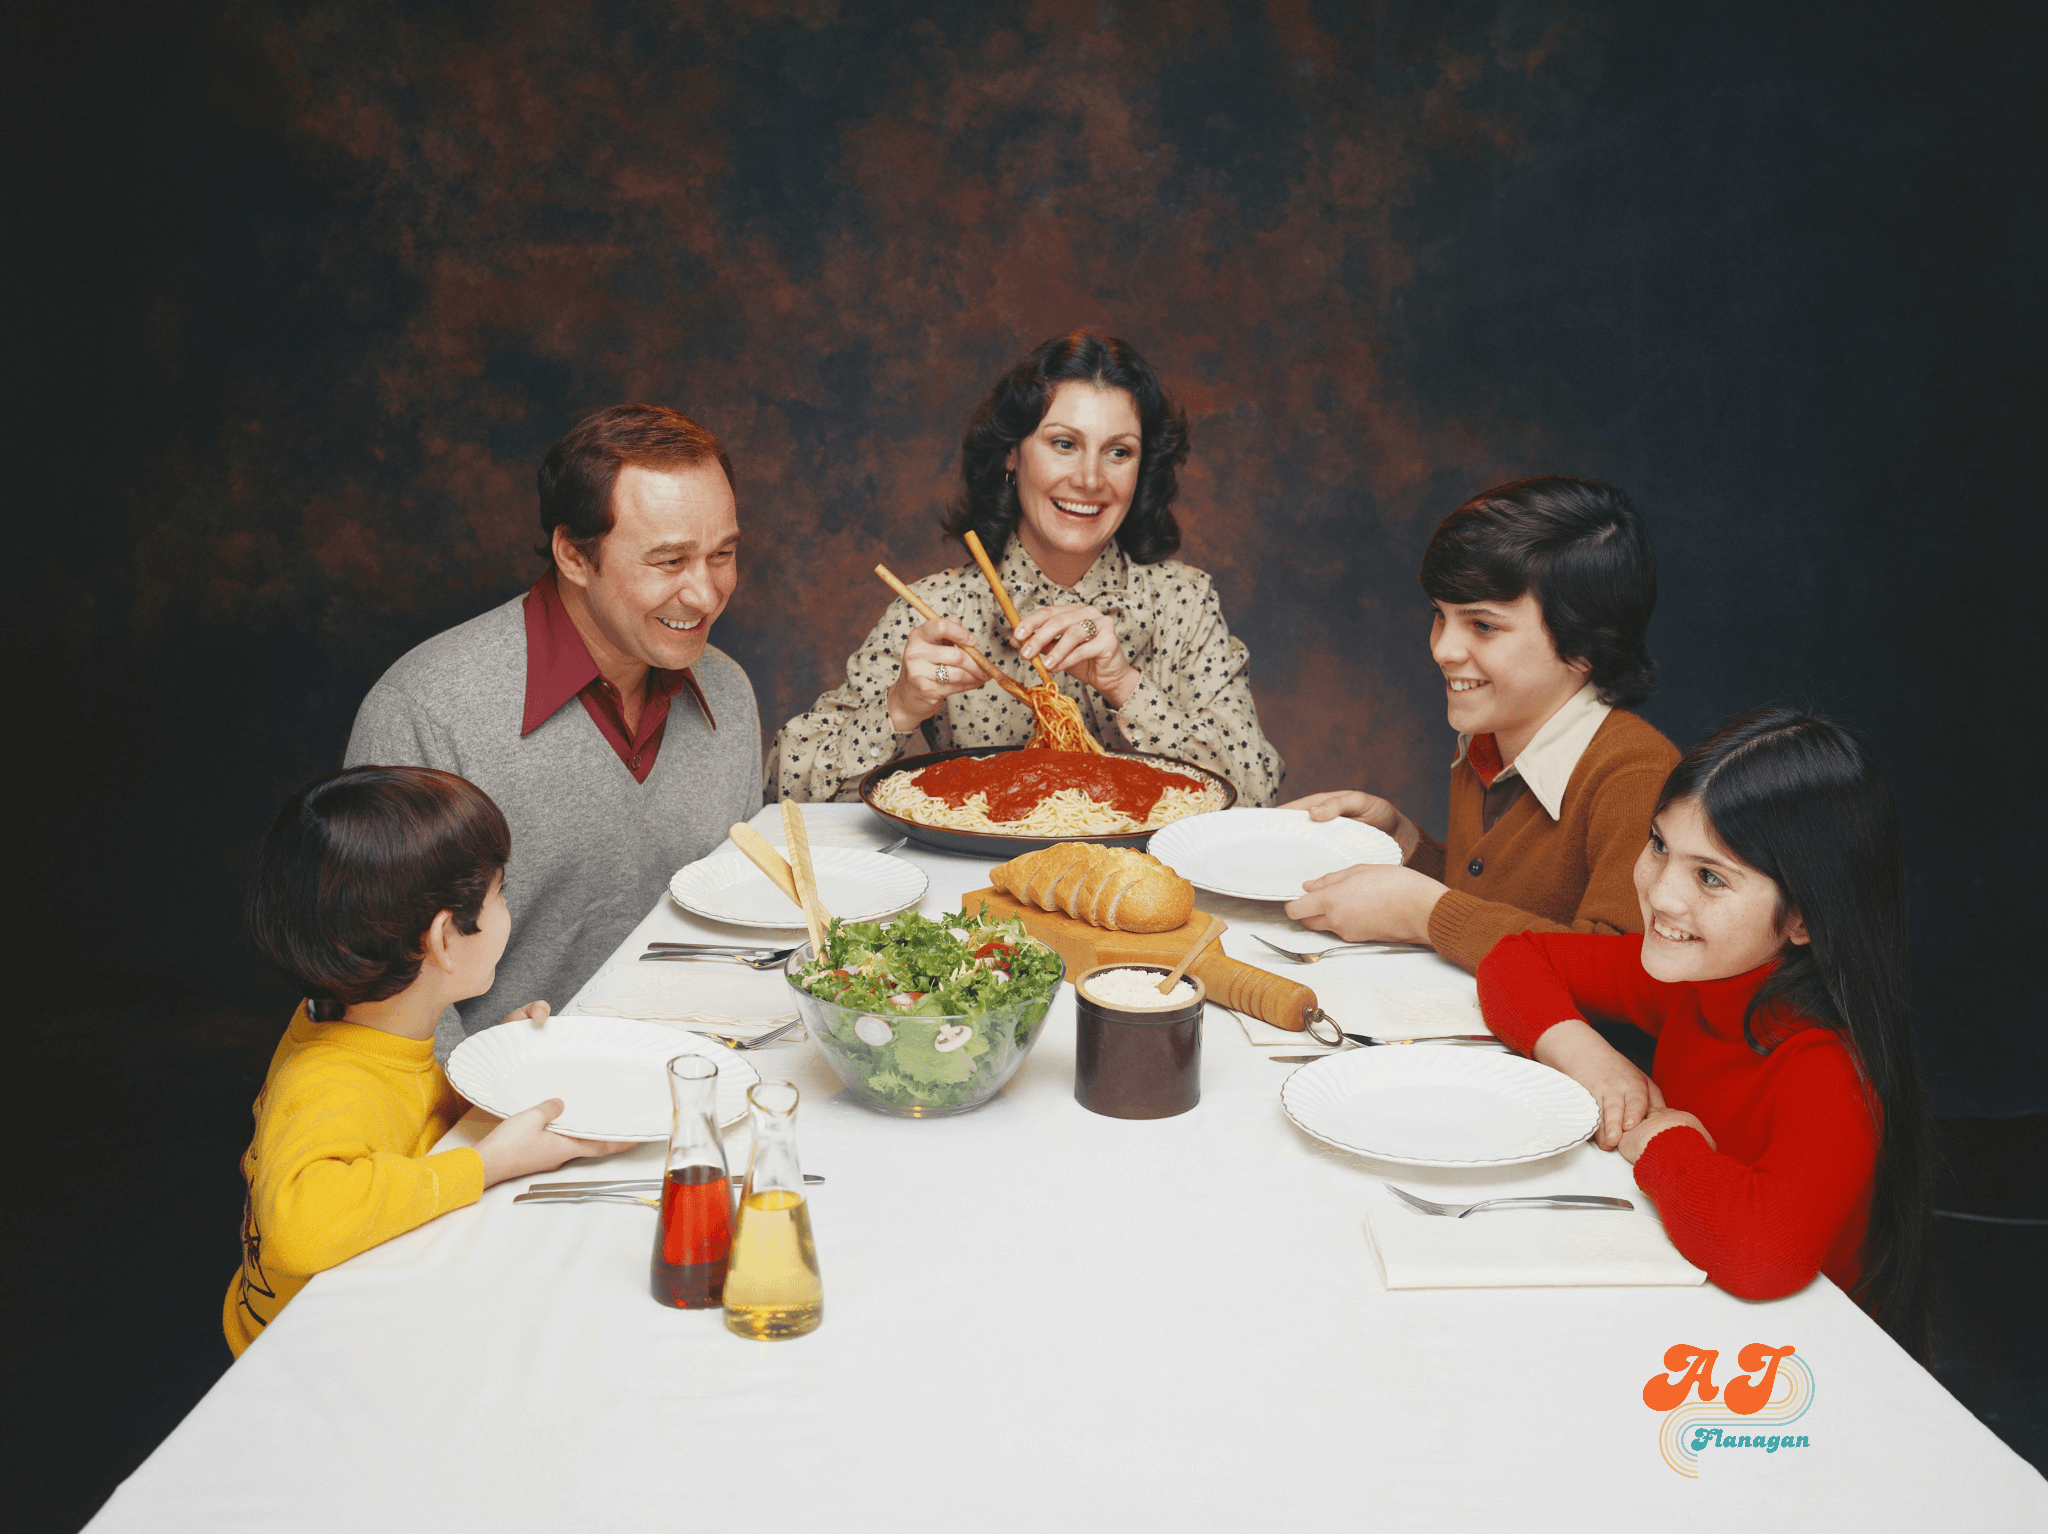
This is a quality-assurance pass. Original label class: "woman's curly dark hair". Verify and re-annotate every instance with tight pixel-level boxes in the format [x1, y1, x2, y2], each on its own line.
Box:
[942, 330, 1189, 565]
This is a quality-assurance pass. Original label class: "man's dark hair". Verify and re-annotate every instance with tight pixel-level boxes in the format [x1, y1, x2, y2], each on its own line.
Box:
[1419, 475, 1658, 708]
[942, 330, 1188, 565]
[537, 404, 733, 569]
[248, 766, 512, 1012]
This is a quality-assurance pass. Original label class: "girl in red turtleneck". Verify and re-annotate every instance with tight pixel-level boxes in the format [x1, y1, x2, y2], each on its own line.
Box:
[1477, 707, 1932, 1358]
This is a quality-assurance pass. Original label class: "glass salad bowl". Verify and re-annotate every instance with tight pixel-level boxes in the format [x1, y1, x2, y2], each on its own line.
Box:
[783, 937, 1065, 1117]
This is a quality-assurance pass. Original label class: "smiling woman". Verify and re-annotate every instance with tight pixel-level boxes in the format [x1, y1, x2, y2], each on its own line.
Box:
[771, 331, 1285, 805]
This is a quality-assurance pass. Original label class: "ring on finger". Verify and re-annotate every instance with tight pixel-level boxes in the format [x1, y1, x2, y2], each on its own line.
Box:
[935, 663, 951, 684]
[1078, 617, 1099, 640]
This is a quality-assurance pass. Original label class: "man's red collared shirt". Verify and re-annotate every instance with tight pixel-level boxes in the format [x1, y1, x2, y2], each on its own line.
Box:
[521, 573, 715, 783]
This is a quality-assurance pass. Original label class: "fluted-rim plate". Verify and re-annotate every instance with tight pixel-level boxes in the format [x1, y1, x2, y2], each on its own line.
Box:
[1148, 807, 1402, 901]
[448, 1016, 761, 1141]
[1280, 1046, 1598, 1167]
[670, 846, 928, 929]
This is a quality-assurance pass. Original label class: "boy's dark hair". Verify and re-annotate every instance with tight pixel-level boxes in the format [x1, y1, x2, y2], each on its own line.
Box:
[942, 329, 1188, 566]
[248, 766, 512, 1012]
[1419, 476, 1658, 709]
[1658, 707, 1930, 1361]
[537, 403, 733, 569]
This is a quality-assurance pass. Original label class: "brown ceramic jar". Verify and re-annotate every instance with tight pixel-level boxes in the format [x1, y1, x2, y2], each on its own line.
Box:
[1073, 964, 1205, 1119]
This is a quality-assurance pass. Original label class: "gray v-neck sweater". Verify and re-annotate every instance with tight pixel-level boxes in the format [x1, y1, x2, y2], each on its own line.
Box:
[342, 593, 763, 1058]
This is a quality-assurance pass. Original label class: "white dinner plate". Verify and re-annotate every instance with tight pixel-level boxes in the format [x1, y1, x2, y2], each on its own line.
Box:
[1147, 808, 1401, 901]
[448, 1016, 761, 1141]
[669, 846, 928, 929]
[1280, 1046, 1598, 1167]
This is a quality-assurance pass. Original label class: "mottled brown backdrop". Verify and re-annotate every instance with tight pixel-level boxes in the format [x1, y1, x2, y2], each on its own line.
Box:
[15, 0, 2043, 1111]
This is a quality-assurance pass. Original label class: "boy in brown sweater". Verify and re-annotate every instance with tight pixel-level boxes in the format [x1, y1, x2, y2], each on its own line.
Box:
[1285, 476, 1677, 972]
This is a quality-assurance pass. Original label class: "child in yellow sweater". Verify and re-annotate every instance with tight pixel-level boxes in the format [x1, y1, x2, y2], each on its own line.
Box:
[226, 765, 631, 1357]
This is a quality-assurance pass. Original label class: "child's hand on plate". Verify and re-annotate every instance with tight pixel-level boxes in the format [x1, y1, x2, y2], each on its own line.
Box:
[1619, 1108, 1716, 1164]
[1285, 864, 1448, 945]
[1281, 790, 1422, 860]
[1532, 1019, 1663, 1150]
[499, 1000, 551, 1027]
[475, 1098, 634, 1187]
[1285, 789, 1398, 832]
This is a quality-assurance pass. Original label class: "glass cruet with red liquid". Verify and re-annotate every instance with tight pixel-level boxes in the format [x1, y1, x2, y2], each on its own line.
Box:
[650, 1055, 733, 1309]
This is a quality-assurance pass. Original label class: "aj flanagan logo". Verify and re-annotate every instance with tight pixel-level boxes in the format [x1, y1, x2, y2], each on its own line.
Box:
[1643, 1344, 1815, 1477]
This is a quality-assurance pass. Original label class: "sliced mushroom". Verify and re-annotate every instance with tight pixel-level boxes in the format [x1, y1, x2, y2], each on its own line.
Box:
[933, 1023, 973, 1053]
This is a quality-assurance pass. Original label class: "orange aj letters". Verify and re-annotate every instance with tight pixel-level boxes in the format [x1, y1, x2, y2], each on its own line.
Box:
[1723, 1344, 1796, 1416]
[1642, 1344, 1720, 1410]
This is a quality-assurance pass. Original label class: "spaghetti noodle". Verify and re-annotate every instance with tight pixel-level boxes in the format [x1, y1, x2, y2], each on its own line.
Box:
[1021, 684, 1106, 753]
[872, 750, 1228, 837]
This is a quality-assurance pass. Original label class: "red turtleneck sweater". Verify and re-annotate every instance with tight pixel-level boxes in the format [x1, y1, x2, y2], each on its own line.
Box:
[1477, 932, 1879, 1302]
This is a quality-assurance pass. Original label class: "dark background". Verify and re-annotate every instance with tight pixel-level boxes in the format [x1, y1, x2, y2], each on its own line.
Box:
[11, 2, 2044, 1528]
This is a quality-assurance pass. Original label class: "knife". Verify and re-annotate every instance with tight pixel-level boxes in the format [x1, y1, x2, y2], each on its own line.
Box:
[522, 1174, 825, 1194]
[1268, 1036, 1502, 1062]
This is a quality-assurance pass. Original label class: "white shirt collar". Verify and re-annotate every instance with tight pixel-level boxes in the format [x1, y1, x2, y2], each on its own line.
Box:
[1450, 683, 1611, 821]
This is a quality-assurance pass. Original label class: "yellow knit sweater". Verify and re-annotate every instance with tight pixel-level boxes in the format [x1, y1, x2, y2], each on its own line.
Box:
[224, 1005, 484, 1357]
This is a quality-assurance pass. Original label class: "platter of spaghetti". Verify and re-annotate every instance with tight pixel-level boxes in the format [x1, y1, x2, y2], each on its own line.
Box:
[859, 745, 1237, 856]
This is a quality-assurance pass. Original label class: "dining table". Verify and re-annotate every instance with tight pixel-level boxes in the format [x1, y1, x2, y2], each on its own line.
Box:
[88, 804, 2047, 1531]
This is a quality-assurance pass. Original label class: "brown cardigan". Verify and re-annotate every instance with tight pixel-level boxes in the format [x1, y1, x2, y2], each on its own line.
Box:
[1410, 708, 1679, 972]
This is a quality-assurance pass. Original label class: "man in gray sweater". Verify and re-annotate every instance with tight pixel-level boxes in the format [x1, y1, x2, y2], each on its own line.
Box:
[345, 404, 763, 1057]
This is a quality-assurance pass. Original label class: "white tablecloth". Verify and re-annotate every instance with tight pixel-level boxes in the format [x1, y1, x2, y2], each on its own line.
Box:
[90, 806, 2046, 1531]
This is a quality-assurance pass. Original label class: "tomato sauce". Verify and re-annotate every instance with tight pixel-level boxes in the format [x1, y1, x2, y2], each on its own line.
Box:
[915, 749, 1207, 822]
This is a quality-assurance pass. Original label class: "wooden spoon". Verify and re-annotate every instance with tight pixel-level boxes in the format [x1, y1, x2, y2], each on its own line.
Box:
[962, 529, 1058, 691]
[728, 823, 803, 910]
[780, 801, 830, 959]
[1158, 914, 1227, 996]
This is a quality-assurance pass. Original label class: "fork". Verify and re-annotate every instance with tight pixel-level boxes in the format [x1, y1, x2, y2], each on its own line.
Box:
[639, 945, 798, 968]
[1255, 935, 1436, 962]
[689, 1018, 804, 1051]
[1383, 1183, 1633, 1218]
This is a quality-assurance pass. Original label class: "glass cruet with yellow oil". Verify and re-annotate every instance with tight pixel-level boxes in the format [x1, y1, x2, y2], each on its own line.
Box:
[723, 1080, 823, 1340]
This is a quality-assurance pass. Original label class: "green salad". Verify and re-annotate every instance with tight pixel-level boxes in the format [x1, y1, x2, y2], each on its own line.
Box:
[789, 906, 1065, 1113]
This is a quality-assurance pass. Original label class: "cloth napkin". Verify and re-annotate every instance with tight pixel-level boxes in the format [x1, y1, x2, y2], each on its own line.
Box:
[1200, 895, 1495, 1044]
[1365, 1203, 1708, 1289]
[567, 957, 801, 1034]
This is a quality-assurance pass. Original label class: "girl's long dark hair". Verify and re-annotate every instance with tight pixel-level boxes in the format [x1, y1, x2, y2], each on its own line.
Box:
[942, 329, 1188, 566]
[1659, 708, 1932, 1359]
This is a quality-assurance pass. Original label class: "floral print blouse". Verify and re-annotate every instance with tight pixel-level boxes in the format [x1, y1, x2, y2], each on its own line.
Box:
[770, 535, 1285, 805]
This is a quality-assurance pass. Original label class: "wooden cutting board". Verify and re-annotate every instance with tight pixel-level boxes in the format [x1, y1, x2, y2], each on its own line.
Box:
[962, 886, 1317, 1031]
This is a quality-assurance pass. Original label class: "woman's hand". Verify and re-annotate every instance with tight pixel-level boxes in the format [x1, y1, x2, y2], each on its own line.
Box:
[1010, 603, 1138, 709]
[1619, 1108, 1716, 1165]
[1284, 864, 1448, 945]
[474, 1098, 635, 1188]
[886, 617, 995, 733]
[1282, 789, 1422, 859]
[1532, 1019, 1665, 1151]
